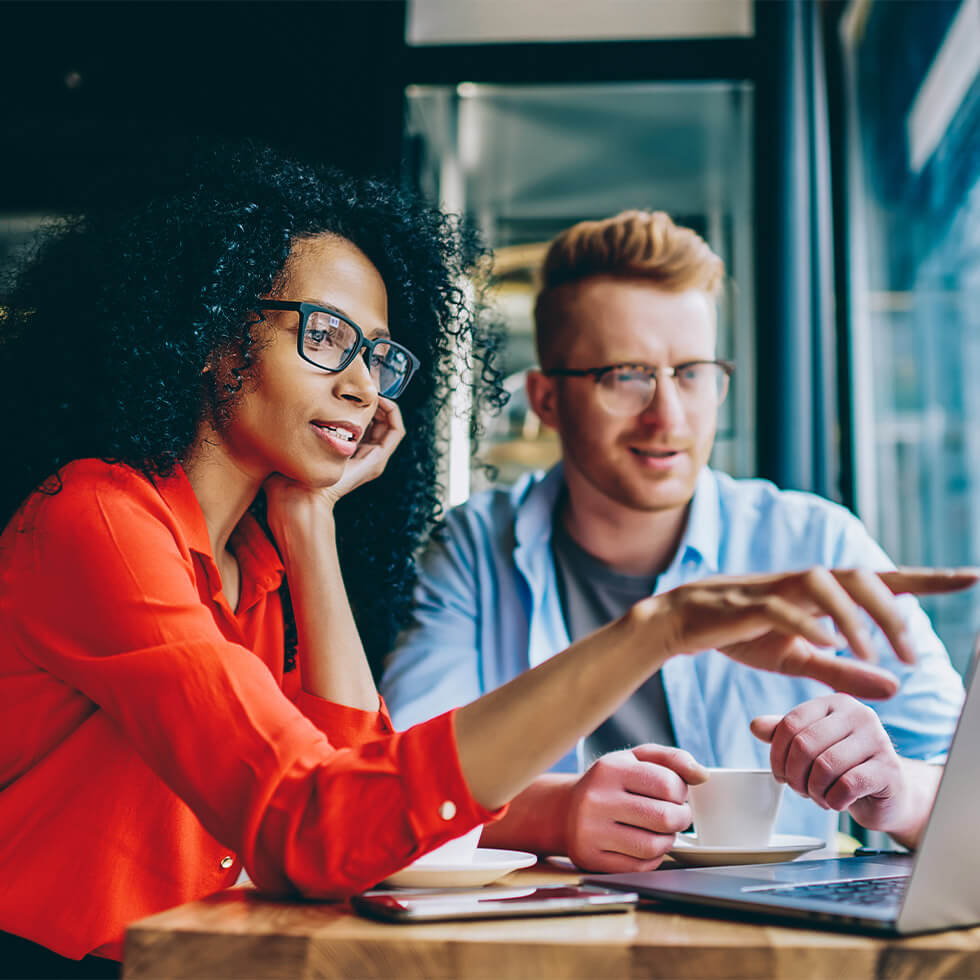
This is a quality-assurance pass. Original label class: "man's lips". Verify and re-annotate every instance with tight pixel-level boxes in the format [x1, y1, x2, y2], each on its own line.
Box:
[629, 447, 686, 458]
[629, 446, 688, 469]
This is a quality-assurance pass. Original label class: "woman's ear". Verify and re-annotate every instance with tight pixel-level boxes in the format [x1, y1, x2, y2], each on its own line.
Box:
[525, 369, 560, 431]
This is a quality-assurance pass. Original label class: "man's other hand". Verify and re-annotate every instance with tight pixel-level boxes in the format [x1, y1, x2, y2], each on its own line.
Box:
[565, 744, 708, 873]
[751, 694, 917, 835]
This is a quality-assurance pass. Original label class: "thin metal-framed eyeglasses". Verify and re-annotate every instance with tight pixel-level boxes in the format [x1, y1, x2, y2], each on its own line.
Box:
[254, 300, 420, 399]
[543, 360, 734, 416]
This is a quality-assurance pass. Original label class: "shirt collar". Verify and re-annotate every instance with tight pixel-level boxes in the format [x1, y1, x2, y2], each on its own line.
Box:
[151, 465, 285, 603]
[514, 463, 566, 553]
[514, 462, 722, 576]
[679, 466, 722, 574]
[152, 464, 213, 557]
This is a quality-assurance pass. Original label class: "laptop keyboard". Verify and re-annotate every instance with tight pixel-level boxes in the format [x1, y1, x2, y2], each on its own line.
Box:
[753, 875, 909, 907]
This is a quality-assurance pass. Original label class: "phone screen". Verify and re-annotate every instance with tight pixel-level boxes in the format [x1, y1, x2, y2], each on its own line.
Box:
[351, 884, 639, 923]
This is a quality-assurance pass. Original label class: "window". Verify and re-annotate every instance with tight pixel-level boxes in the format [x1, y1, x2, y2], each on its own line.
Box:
[404, 81, 755, 499]
[842, 0, 980, 672]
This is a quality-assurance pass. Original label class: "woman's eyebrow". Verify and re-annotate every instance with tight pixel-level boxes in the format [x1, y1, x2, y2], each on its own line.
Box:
[303, 298, 352, 319]
[305, 300, 391, 339]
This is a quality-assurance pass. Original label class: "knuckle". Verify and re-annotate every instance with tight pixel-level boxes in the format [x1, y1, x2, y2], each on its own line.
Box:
[835, 770, 863, 799]
[854, 701, 877, 723]
[645, 801, 669, 829]
[781, 714, 808, 739]
[635, 835, 670, 862]
[810, 753, 837, 783]
[785, 738, 816, 771]
[665, 776, 688, 804]
[802, 566, 828, 588]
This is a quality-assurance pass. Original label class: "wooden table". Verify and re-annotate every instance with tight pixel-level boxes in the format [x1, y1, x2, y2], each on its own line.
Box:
[123, 861, 980, 979]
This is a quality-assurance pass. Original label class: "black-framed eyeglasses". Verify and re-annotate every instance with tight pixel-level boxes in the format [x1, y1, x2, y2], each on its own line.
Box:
[544, 360, 734, 416]
[254, 300, 420, 399]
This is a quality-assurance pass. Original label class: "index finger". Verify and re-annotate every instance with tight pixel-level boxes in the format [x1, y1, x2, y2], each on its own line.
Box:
[770, 639, 899, 700]
[376, 397, 405, 441]
[875, 567, 980, 596]
[360, 398, 405, 453]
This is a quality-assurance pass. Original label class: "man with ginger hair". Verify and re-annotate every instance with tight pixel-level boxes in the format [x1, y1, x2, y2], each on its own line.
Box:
[381, 210, 964, 872]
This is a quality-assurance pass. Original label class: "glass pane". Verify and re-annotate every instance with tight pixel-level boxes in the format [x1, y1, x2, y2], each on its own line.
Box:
[0, 215, 57, 299]
[843, 0, 980, 672]
[404, 81, 755, 497]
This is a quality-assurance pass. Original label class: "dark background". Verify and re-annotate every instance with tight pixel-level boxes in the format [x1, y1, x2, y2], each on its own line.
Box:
[0, 0, 834, 496]
[6, 0, 958, 506]
[0, 1, 410, 210]
[0, 0, 766, 212]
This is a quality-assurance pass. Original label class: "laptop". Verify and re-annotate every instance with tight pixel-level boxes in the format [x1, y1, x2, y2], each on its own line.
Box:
[584, 658, 980, 935]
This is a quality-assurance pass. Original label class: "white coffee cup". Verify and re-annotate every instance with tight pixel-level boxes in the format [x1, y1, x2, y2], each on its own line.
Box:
[412, 825, 484, 866]
[687, 768, 783, 848]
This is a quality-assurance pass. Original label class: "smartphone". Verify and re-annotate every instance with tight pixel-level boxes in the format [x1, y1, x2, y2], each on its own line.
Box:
[351, 884, 639, 923]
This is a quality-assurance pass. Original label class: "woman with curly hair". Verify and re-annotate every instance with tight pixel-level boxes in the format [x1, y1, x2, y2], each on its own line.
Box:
[0, 146, 971, 978]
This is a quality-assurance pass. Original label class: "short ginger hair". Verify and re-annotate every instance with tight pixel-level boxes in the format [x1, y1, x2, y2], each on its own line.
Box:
[533, 210, 725, 366]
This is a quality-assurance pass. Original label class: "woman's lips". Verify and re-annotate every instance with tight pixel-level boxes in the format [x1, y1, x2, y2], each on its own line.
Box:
[311, 421, 359, 457]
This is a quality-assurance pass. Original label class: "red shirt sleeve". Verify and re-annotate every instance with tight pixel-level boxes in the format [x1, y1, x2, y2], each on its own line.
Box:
[283, 667, 396, 744]
[5, 464, 502, 899]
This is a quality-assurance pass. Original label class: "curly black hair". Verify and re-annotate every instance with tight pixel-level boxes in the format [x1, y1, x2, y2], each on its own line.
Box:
[0, 144, 506, 676]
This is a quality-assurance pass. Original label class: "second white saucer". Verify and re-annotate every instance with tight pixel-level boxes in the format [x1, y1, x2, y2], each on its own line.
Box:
[668, 833, 824, 868]
[379, 848, 538, 888]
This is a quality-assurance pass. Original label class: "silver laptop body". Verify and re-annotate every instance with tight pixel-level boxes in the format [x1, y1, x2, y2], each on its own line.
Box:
[586, 658, 980, 935]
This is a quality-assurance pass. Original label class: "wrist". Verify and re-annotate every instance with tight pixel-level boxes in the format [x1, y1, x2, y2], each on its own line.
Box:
[893, 761, 940, 845]
[268, 503, 336, 566]
[481, 774, 578, 856]
[624, 593, 677, 660]
[859, 759, 938, 848]
[524, 774, 577, 856]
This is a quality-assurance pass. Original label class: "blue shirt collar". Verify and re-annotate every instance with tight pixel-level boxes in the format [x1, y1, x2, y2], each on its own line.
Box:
[680, 466, 722, 575]
[514, 462, 722, 575]
[513, 463, 566, 554]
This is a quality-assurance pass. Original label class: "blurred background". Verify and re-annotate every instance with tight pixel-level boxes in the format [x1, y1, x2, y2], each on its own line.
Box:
[1, 0, 978, 671]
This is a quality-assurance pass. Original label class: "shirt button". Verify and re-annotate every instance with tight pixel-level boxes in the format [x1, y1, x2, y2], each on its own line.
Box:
[438, 800, 457, 821]
[220, 856, 234, 869]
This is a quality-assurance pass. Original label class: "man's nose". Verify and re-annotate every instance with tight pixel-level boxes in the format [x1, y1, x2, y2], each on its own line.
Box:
[637, 374, 686, 427]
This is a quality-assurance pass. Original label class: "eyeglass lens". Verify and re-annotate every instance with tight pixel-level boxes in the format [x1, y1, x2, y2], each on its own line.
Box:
[303, 310, 410, 396]
[596, 364, 729, 415]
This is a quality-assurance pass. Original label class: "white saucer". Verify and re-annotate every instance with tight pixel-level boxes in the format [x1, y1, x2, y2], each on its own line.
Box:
[379, 848, 538, 888]
[668, 833, 824, 867]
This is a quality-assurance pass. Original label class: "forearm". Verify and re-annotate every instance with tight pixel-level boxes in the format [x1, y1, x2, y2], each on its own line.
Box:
[275, 511, 378, 711]
[479, 774, 577, 855]
[454, 598, 670, 809]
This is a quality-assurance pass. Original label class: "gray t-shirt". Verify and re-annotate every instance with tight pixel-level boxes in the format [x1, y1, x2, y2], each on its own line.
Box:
[551, 517, 676, 764]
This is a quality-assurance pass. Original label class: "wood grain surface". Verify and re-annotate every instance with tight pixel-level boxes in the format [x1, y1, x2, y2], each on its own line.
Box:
[123, 862, 980, 979]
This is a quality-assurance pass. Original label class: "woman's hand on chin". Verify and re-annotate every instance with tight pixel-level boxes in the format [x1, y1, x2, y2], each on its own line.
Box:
[317, 397, 405, 507]
[264, 398, 405, 539]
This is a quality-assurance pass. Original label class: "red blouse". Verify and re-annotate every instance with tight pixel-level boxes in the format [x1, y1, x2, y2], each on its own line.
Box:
[0, 460, 501, 961]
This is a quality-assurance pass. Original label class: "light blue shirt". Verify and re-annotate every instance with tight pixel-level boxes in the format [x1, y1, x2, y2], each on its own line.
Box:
[382, 466, 964, 842]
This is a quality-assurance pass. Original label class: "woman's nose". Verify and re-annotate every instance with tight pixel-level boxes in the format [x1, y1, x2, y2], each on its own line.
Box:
[333, 349, 379, 405]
